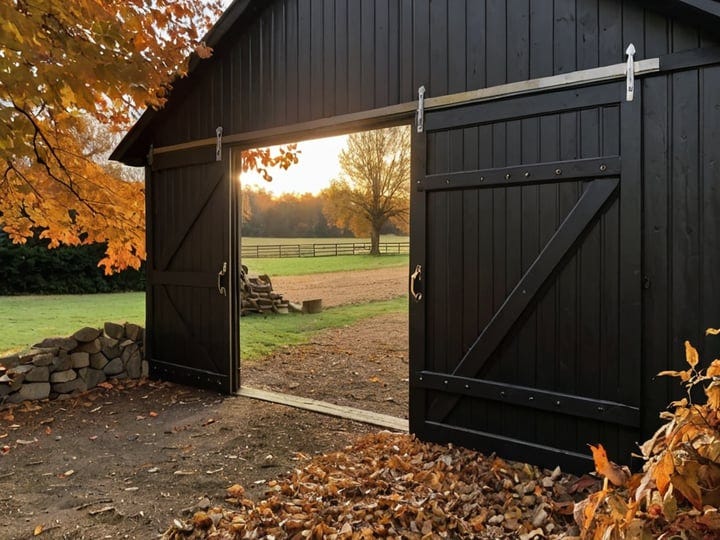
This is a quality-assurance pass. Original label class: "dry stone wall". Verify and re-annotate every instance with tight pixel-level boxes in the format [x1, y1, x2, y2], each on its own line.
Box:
[0, 322, 147, 405]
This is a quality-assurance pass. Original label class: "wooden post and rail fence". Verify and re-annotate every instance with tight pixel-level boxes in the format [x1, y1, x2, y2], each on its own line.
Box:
[241, 242, 409, 259]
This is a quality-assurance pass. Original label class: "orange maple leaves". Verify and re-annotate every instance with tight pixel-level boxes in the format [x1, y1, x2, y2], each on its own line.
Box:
[0, 0, 222, 273]
[578, 331, 720, 538]
[588, 444, 630, 488]
[242, 145, 301, 182]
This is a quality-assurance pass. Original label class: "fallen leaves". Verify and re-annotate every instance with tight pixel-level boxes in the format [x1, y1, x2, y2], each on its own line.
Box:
[588, 443, 630, 487]
[162, 432, 587, 539]
[16, 438, 38, 446]
[577, 329, 720, 538]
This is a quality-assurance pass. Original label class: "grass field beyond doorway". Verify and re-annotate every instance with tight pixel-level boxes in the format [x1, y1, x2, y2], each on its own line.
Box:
[240, 295, 407, 361]
[246, 254, 408, 276]
[1, 292, 408, 361]
[0, 292, 145, 355]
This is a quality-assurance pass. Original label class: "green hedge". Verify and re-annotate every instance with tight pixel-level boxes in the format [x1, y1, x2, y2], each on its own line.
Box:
[0, 233, 145, 295]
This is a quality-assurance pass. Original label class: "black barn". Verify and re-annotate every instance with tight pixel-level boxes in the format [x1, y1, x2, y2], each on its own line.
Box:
[112, 0, 720, 472]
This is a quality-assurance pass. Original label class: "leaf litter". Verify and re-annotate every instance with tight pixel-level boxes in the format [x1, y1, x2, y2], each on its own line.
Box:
[162, 431, 594, 539]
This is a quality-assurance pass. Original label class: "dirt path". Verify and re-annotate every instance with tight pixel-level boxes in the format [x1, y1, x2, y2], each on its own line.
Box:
[0, 380, 379, 539]
[0, 267, 410, 539]
[243, 311, 409, 419]
[270, 266, 407, 307]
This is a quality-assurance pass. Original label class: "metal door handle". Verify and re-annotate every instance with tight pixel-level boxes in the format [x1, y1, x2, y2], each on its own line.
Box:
[410, 264, 423, 301]
[217, 262, 227, 296]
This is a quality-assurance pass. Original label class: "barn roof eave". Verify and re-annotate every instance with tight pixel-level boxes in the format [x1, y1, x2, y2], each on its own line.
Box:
[110, 0, 256, 166]
[639, 0, 720, 35]
[110, 0, 720, 166]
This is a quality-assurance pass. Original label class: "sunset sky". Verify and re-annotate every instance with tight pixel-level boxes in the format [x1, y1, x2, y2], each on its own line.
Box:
[240, 135, 348, 197]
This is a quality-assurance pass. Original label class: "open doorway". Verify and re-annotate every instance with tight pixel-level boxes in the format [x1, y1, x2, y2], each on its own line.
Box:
[236, 125, 411, 428]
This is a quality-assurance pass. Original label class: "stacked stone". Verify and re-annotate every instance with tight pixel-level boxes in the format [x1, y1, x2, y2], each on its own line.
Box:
[0, 322, 147, 404]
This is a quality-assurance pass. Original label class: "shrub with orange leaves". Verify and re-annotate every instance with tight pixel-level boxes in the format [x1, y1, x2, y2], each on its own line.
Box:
[576, 329, 720, 539]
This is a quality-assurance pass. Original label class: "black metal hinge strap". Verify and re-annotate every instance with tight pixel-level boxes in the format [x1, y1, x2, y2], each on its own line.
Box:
[421, 422, 592, 472]
[420, 156, 620, 191]
[416, 371, 640, 427]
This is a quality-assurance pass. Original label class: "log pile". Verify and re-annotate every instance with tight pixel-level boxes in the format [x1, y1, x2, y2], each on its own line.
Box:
[240, 265, 291, 315]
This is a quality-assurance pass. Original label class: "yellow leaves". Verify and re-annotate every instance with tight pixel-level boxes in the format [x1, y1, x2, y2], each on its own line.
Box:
[589, 444, 629, 487]
[671, 461, 703, 510]
[58, 85, 78, 110]
[685, 340, 699, 368]
[241, 146, 302, 183]
[1, 0, 226, 273]
[658, 341, 700, 382]
[706, 381, 720, 410]
[579, 331, 720, 538]
[653, 451, 674, 496]
[708, 359, 720, 378]
[661, 487, 678, 522]
[194, 42, 214, 59]
[657, 368, 691, 381]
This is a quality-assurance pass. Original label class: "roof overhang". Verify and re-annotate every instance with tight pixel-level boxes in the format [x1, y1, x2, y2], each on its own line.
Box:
[640, 0, 720, 36]
[111, 0, 720, 166]
[110, 0, 257, 166]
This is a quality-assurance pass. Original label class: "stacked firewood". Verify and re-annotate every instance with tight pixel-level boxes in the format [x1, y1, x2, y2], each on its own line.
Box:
[240, 265, 290, 315]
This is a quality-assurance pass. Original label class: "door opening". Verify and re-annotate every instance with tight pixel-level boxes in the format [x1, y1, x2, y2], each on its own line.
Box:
[235, 125, 412, 430]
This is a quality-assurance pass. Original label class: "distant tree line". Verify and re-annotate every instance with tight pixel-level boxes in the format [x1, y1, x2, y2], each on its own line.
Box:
[241, 188, 405, 238]
[1, 182, 406, 295]
[0, 232, 145, 295]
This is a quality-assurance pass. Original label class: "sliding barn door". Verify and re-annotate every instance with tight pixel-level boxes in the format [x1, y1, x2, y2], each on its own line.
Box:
[409, 81, 642, 472]
[146, 147, 240, 393]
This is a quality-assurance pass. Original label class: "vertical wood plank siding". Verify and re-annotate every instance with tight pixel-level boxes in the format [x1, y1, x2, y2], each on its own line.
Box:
[641, 63, 720, 433]
[143, 0, 720, 455]
[152, 0, 704, 147]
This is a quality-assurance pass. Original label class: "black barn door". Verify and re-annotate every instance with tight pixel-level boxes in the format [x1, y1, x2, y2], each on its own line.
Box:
[409, 81, 642, 472]
[146, 146, 240, 393]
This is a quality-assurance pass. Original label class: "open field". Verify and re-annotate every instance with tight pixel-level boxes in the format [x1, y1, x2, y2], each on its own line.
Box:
[1, 266, 407, 356]
[247, 253, 407, 276]
[0, 292, 145, 355]
[242, 234, 408, 245]
[1, 296, 406, 359]
[241, 296, 406, 361]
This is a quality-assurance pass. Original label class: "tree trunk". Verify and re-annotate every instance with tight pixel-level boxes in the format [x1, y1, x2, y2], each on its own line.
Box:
[370, 228, 381, 256]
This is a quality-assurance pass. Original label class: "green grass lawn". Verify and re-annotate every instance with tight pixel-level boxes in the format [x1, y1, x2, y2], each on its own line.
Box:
[0, 292, 408, 360]
[247, 254, 408, 276]
[0, 292, 145, 355]
[0, 245, 408, 356]
[240, 295, 407, 362]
